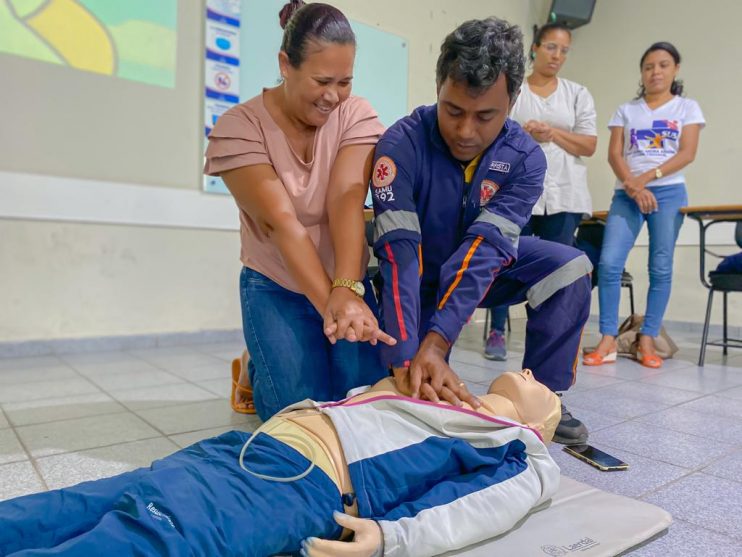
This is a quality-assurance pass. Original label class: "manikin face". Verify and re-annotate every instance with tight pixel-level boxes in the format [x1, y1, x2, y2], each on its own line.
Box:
[486, 369, 560, 440]
[641, 49, 679, 96]
[531, 29, 571, 78]
[436, 74, 512, 162]
[279, 42, 355, 128]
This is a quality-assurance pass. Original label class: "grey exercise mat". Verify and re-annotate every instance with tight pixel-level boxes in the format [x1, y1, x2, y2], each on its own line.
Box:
[447, 476, 672, 557]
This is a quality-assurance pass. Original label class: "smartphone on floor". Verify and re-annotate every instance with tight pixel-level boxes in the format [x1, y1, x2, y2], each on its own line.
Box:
[563, 444, 628, 471]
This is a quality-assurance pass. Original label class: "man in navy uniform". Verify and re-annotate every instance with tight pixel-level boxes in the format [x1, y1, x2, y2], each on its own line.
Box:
[371, 17, 592, 444]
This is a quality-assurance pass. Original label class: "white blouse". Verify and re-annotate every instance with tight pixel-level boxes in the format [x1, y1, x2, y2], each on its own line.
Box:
[510, 78, 597, 215]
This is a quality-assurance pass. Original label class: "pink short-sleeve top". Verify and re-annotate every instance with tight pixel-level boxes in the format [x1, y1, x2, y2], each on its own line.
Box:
[205, 92, 385, 293]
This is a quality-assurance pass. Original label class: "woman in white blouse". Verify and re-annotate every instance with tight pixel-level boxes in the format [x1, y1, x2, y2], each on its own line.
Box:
[485, 22, 597, 361]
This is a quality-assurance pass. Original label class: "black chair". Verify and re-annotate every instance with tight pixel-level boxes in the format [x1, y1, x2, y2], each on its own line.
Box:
[698, 221, 742, 365]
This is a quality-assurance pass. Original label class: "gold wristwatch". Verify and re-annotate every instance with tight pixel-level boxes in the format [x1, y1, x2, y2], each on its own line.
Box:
[332, 278, 365, 297]
[654, 167, 663, 179]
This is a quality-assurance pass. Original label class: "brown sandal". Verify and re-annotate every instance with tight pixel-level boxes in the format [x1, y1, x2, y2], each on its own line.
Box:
[230, 357, 256, 414]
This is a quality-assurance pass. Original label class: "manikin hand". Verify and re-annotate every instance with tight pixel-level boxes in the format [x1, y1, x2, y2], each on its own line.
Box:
[301, 512, 383, 557]
[395, 332, 480, 409]
[323, 288, 396, 347]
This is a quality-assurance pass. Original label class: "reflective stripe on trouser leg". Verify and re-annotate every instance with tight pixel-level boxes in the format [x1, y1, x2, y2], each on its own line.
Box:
[522, 274, 592, 392]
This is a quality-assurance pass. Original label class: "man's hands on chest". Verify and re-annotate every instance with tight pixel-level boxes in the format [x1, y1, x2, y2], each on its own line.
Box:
[393, 332, 480, 408]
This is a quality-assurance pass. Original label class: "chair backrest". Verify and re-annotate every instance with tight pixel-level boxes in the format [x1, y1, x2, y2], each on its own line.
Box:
[736, 222, 742, 248]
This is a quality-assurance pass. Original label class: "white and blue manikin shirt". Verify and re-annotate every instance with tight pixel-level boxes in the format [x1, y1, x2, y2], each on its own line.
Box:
[510, 78, 597, 215]
[319, 393, 561, 557]
[608, 96, 705, 189]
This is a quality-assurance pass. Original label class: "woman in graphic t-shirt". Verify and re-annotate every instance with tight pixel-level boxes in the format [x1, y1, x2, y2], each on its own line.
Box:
[205, 2, 394, 419]
[584, 42, 704, 368]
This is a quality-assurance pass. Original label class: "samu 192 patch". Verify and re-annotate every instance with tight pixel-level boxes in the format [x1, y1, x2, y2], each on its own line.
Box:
[372, 156, 397, 189]
[480, 179, 500, 206]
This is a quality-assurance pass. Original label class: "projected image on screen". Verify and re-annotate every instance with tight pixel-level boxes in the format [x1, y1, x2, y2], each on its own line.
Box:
[0, 0, 177, 87]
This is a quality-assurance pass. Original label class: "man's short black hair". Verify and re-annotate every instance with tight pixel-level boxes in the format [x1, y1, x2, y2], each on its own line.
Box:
[436, 17, 525, 100]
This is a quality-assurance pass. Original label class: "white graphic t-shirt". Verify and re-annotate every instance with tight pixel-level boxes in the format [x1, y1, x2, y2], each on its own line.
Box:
[608, 96, 705, 188]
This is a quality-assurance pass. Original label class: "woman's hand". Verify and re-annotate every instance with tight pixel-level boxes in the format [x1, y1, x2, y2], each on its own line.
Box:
[523, 120, 553, 143]
[301, 512, 383, 557]
[632, 188, 658, 214]
[323, 288, 396, 346]
[622, 174, 650, 197]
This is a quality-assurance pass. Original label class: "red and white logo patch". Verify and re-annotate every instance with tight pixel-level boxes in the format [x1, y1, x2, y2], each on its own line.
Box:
[372, 156, 397, 189]
[480, 179, 500, 206]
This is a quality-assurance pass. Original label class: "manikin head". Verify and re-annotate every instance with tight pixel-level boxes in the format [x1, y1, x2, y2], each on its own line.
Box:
[482, 369, 561, 442]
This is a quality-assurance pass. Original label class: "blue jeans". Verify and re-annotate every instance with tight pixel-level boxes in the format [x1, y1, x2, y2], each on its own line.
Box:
[598, 185, 687, 337]
[490, 212, 584, 332]
[240, 267, 387, 420]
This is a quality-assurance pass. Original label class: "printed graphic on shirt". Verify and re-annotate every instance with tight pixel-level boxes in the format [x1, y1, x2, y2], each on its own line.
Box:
[480, 179, 500, 206]
[628, 120, 679, 155]
[489, 161, 511, 173]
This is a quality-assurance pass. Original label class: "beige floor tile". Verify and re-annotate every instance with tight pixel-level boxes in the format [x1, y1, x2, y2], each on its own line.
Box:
[0, 428, 27, 465]
[0, 365, 79, 386]
[36, 437, 180, 490]
[0, 377, 100, 405]
[71, 359, 164, 377]
[16, 413, 160, 458]
[0, 410, 8, 429]
[2, 392, 126, 427]
[167, 361, 229, 382]
[85, 370, 183, 392]
[136, 399, 260, 435]
[169, 425, 253, 449]
[195, 377, 231, 398]
[109, 383, 219, 411]
[0, 356, 65, 372]
[0, 461, 45, 502]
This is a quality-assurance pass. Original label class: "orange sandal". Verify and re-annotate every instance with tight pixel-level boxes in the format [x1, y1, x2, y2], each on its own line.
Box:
[637, 351, 663, 369]
[582, 350, 617, 366]
[231, 357, 256, 414]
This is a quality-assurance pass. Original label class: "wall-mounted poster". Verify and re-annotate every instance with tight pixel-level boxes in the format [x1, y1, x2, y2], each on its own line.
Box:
[203, 0, 241, 194]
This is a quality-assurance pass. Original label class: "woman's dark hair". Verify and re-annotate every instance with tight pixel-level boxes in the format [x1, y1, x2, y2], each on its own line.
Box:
[436, 17, 525, 100]
[529, 22, 571, 60]
[636, 41, 684, 98]
[278, 1, 355, 67]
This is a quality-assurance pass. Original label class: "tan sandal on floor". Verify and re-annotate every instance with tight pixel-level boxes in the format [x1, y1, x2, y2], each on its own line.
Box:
[230, 357, 256, 414]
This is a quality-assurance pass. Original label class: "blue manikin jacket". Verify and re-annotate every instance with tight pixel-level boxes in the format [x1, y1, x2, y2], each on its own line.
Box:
[371, 104, 547, 368]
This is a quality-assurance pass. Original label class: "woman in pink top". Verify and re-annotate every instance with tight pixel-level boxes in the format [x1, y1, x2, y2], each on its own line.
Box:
[205, 1, 395, 420]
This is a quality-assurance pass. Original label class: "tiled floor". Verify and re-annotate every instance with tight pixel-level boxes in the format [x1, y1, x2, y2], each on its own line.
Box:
[1, 321, 741, 555]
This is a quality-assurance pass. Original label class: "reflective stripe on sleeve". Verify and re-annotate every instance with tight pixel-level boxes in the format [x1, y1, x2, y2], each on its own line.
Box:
[473, 211, 521, 247]
[374, 210, 421, 243]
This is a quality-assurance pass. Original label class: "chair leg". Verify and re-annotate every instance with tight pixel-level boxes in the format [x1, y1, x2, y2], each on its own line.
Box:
[506, 310, 511, 333]
[483, 308, 490, 342]
[699, 289, 714, 366]
[723, 292, 728, 356]
[629, 282, 636, 315]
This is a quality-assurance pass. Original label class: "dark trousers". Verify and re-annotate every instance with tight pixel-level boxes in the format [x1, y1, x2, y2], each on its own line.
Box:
[490, 212, 584, 332]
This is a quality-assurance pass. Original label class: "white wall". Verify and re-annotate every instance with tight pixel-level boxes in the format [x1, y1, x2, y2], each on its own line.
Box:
[0, 0, 545, 344]
[530, 0, 741, 328]
[3, 0, 736, 345]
